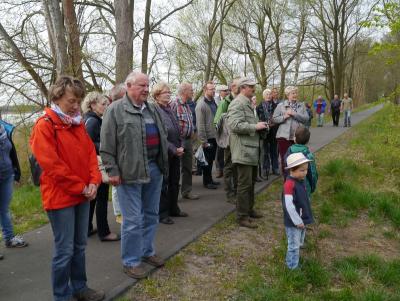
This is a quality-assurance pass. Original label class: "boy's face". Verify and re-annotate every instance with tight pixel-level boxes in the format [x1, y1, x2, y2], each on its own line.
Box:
[290, 163, 308, 181]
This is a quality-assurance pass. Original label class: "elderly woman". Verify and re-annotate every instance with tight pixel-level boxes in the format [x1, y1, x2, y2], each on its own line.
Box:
[272, 86, 309, 173]
[256, 88, 280, 177]
[82, 92, 120, 242]
[0, 118, 28, 258]
[152, 82, 188, 224]
[30, 76, 105, 301]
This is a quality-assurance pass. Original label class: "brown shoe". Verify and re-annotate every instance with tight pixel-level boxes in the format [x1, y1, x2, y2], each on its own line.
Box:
[238, 217, 258, 229]
[74, 288, 105, 301]
[249, 210, 263, 219]
[123, 264, 148, 279]
[143, 254, 165, 267]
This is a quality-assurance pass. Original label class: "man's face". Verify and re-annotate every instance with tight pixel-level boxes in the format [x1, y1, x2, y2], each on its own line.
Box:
[126, 74, 149, 104]
[204, 83, 215, 99]
[219, 89, 229, 99]
[185, 85, 194, 99]
[334, 95, 339, 99]
[242, 85, 255, 99]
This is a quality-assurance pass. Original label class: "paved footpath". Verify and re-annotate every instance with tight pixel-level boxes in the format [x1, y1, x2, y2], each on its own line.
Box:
[0, 104, 383, 301]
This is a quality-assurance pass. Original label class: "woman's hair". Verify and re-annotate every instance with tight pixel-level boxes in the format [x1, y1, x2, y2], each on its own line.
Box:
[262, 88, 272, 99]
[48, 76, 85, 103]
[81, 91, 108, 114]
[151, 82, 169, 100]
[284, 86, 298, 97]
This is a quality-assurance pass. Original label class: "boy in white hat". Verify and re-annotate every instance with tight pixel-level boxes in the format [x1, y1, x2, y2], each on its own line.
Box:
[282, 152, 314, 269]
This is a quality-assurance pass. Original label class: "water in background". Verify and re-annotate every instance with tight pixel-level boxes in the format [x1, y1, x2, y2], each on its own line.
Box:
[1, 111, 43, 126]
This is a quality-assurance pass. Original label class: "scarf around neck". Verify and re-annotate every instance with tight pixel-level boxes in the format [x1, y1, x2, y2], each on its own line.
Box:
[50, 103, 82, 125]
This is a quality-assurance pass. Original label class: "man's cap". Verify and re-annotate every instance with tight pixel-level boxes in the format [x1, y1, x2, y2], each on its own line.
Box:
[216, 85, 229, 91]
[285, 153, 312, 169]
[237, 77, 257, 87]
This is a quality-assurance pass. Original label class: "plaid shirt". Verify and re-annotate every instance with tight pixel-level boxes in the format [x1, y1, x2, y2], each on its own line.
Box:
[171, 97, 194, 139]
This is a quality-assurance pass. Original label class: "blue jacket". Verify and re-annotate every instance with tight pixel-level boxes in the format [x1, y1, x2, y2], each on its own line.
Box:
[313, 99, 327, 113]
[0, 119, 21, 182]
[282, 176, 314, 227]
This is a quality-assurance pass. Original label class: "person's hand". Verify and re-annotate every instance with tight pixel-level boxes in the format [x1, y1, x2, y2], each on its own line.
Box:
[84, 183, 98, 200]
[202, 142, 210, 148]
[297, 223, 305, 229]
[255, 122, 267, 131]
[176, 147, 184, 157]
[286, 109, 295, 116]
[109, 176, 121, 186]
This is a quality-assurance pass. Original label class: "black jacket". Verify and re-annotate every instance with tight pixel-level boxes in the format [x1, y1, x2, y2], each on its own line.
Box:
[83, 111, 102, 155]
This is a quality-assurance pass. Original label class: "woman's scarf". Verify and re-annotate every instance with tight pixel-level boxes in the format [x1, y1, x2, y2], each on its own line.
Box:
[50, 103, 82, 125]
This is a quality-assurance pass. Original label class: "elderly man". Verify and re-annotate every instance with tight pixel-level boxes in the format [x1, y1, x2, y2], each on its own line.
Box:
[171, 83, 199, 200]
[195, 81, 219, 189]
[214, 79, 239, 203]
[227, 78, 267, 228]
[100, 71, 168, 279]
[313, 95, 327, 127]
[215, 84, 230, 106]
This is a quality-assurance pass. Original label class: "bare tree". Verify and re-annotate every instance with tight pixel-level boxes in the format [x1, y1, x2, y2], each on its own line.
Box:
[115, 0, 134, 83]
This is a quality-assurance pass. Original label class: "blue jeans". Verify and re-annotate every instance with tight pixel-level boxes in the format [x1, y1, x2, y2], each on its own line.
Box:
[0, 174, 14, 241]
[285, 226, 306, 269]
[344, 110, 351, 126]
[117, 161, 163, 267]
[316, 113, 324, 126]
[47, 201, 90, 301]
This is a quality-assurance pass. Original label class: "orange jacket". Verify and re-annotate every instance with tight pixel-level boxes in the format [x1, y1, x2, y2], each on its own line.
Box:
[30, 108, 101, 210]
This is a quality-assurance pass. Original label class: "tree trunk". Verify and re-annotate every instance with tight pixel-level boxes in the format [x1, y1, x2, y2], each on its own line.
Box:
[63, 0, 84, 81]
[141, 0, 152, 74]
[46, 0, 69, 76]
[115, 0, 134, 83]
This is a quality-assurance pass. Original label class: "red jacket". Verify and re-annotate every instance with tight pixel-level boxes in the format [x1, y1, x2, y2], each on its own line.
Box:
[30, 108, 101, 210]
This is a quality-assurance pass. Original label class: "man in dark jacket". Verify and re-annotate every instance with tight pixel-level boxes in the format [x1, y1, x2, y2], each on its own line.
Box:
[330, 94, 341, 127]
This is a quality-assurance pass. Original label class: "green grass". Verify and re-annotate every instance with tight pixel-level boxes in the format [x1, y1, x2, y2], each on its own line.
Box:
[8, 184, 47, 236]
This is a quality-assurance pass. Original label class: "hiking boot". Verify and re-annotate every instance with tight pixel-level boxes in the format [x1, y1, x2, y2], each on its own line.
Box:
[249, 210, 263, 219]
[74, 288, 105, 301]
[143, 255, 165, 267]
[0, 254, 3, 260]
[182, 192, 200, 200]
[226, 196, 236, 204]
[5, 235, 28, 248]
[238, 217, 258, 229]
[123, 264, 148, 279]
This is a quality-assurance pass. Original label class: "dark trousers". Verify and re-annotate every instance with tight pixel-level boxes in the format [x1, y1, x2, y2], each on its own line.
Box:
[160, 156, 181, 219]
[216, 146, 225, 171]
[332, 111, 340, 126]
[277, 138, 294, 174]
[224, 146, 237, 199]
[235, 164, 257, 218]
[88, 183, 110, 238]
[180, 138, 193, 195]
[202, 138, 217, 185]
[262, 138, 279, 172]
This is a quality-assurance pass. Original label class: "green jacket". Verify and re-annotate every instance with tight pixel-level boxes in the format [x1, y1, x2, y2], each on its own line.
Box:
[100, 95, 168, 184]
[214, 94, 234, 126]
[286, 144, 318, 197]
[226, 94, 260, 166]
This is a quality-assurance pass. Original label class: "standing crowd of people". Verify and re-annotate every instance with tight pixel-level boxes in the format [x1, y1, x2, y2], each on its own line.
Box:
[0, 70, 356, 300]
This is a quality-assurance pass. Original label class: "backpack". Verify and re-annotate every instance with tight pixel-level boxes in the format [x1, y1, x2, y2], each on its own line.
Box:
[29, 115, 56, 186]
[284, 146, 318, 194]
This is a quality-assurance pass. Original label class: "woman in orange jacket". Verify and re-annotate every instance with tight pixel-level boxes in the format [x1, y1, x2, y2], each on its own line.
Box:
[30, 76, 104, 301]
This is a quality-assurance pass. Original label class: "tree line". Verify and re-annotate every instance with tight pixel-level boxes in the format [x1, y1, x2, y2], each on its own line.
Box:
[0, 0, 399, 112]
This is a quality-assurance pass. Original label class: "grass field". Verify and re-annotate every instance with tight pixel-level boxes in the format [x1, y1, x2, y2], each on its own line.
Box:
[119, 102, 400, 301]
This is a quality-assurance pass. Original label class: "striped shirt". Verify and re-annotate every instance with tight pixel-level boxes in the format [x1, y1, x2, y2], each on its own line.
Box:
[171, 97, 194, 139]
[134, 103, 160, 161]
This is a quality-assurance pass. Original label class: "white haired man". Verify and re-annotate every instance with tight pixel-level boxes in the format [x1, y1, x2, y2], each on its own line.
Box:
[100, 71, 168, 279]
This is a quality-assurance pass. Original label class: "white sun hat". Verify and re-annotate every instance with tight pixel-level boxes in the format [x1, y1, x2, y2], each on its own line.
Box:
[285, 152, 312, 169]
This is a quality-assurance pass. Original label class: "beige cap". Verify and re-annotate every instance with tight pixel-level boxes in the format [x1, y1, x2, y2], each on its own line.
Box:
[216, 85, 229, 91]
[285, 153, 312, 169]
[237, 77, 257, 87]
